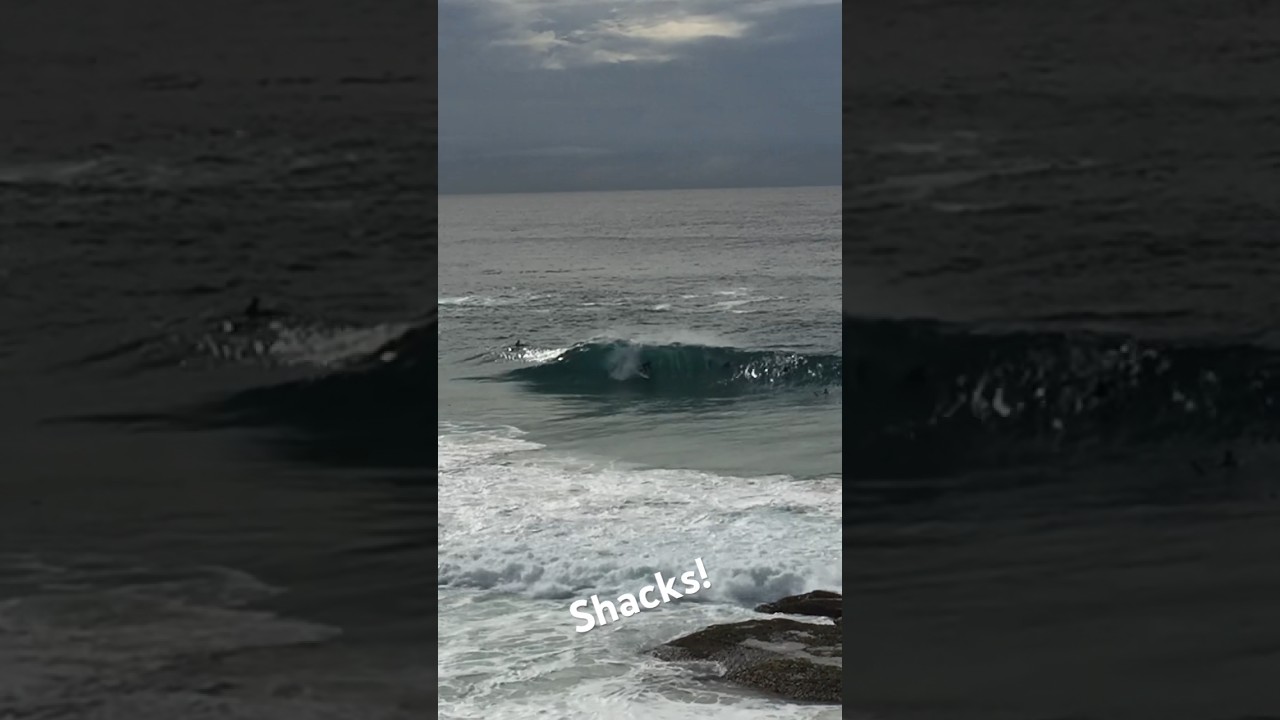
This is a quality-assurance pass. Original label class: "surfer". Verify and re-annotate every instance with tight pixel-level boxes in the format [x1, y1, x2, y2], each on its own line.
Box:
[638, 361, 653, 379]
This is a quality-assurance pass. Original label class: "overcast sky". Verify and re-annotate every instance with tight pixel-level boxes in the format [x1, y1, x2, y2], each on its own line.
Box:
[439, 0, 840, 194]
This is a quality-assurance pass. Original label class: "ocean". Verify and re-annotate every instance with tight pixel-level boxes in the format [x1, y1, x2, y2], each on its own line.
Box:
[845, 0, 1280, 712]
[0, 117, 436, 716]
[437, 186, 843, 719]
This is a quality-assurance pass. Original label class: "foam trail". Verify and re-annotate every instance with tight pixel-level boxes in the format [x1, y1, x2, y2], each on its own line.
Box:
[438, 424, 841, 607]
[437, 423, 842, 719]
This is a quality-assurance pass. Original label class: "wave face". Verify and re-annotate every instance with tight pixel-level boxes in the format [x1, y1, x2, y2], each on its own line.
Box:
[198, 320, 434, 468]
[501, 341, 842, 398]
[843, 317, 1280, 479]
[124, 313, 1280, 479]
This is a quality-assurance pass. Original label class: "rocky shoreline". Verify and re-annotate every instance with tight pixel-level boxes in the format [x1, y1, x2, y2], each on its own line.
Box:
[650, 590, 843, 704]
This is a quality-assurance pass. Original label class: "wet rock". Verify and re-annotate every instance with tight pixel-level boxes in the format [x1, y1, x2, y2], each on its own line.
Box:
[650, 617, 841, 704]
[754, 589, 842, 619]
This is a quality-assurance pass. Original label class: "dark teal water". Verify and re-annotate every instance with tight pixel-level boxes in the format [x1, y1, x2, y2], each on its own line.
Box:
[438, 186, 842, 479]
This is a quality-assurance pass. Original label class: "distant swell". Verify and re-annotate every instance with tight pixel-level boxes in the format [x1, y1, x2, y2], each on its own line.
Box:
[843, 316, 1280, 479]
[500, 341, 842, 397]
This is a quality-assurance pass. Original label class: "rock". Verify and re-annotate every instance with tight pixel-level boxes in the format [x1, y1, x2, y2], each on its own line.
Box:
[650, 617, 841, 704]
[754, 589, 842, 619]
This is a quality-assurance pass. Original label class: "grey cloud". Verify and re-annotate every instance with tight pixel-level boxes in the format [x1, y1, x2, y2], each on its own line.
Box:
[440, 0, 839, 193]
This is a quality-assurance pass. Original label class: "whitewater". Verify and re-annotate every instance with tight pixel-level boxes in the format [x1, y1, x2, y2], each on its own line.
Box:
[438, 186, 843, 718]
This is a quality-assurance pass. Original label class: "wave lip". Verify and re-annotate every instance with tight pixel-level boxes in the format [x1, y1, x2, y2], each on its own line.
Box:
[500, 341, 842, 398]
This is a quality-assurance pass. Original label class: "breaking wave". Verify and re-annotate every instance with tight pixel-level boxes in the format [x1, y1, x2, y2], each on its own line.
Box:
[499, 341, 842, 398]
[77, 311, 1280, 479]
[842, 316, 1280, 478]
[191, 319, 434, 467]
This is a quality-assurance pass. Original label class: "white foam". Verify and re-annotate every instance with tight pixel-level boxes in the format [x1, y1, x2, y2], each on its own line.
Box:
[0, 555, 354, 719]
[267, 322, 411, 368]
[439, 600, 844, 719]
[0, 159, 105, 185]
[439, 588, 843, 720]
[494, 346, 570, 364]
[439, 293, 548, 308]
[439, 424, 840, 603]
[177, 320, 412, 369]
[438, 424, 842, 718]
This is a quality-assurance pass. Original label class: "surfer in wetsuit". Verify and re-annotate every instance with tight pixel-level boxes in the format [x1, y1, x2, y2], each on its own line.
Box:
[639, 361, 653, 379]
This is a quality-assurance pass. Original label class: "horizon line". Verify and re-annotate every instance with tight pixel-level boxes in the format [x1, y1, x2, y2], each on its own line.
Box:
[438, 181, 839, 198]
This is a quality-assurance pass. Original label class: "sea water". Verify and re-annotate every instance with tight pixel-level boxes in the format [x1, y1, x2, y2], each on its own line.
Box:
[437, 186, 844, 719]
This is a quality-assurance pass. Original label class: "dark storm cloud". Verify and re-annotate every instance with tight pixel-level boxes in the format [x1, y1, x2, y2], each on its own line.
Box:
[439, 0, 840, 194]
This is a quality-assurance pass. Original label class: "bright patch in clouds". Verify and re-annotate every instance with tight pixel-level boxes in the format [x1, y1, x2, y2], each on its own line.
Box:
[600, 15, 749, 44]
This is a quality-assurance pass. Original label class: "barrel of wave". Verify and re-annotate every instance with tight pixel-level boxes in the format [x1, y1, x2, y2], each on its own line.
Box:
[601, 342, 738, 383]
